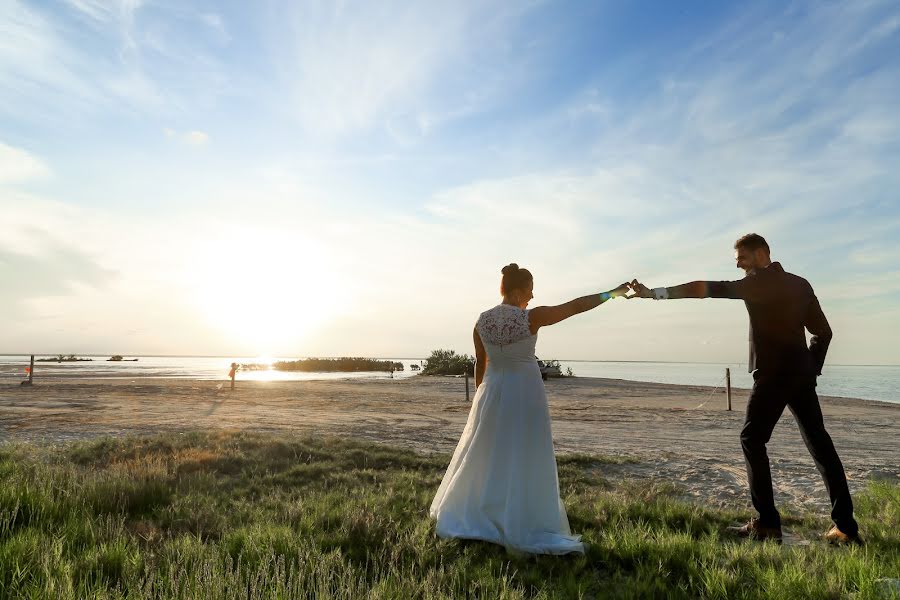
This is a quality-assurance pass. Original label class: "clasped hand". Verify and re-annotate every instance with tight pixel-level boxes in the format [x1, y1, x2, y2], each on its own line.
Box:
[606, 280, 653, 299]
[627, 279, 655, 299]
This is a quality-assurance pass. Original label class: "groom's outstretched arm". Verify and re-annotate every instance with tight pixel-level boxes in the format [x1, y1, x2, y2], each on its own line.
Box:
[630, 279, 755, 300]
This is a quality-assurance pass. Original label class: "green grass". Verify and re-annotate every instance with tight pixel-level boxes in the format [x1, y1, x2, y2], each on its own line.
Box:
[0, 432, 897, 599]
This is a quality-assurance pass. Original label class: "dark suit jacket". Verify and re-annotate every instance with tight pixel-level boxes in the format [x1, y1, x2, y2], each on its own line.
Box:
[703, 262, 832, 378]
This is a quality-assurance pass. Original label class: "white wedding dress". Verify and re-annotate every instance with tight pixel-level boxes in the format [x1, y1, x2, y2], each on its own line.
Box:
[429, 304, 584, 554]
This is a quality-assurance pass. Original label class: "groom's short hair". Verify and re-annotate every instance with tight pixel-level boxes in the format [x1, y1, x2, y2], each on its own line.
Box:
[734, 233, 770, 254]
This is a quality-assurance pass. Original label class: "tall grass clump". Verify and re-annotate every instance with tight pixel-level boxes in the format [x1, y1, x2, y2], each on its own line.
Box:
[0, 431, 897, 599]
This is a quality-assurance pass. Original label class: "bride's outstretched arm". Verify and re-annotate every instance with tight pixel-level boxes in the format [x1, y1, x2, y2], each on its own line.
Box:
[528, 282, 630, 332]
[473, 327, 487, 388]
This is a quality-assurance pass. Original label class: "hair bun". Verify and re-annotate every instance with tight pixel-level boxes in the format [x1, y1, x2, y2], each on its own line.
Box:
[501, 263, 519, 275]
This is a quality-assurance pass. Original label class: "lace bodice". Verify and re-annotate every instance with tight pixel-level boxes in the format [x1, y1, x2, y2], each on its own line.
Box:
[476, 304, 534, 346]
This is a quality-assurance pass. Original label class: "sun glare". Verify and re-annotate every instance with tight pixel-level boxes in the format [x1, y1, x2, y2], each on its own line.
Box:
[186, 231, 346, 353]
[253, 355, 275, 367]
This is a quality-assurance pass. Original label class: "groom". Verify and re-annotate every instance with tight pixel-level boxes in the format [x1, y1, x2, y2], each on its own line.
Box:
[629, 233, 861, 544]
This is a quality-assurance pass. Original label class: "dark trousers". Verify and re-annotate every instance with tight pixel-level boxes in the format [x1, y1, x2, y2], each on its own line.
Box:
[741, 376, 858, 535]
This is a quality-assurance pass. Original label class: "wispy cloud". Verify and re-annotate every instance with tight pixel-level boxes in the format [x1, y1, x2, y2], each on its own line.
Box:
[63, 0, 142, 26]
[0, 142, 50, 183]
[0, 234, 118, 307]
[0, 1, 101, 119]
[199, 12, 229, 44]
[1, 0, 228, 125]
[164, 128, 210, 145]
[469, 1, 900, 259]
[265, 1, 541, 137]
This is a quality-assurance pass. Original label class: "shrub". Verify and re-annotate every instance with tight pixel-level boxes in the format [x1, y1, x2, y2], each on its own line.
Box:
[422, 349, 474, 376]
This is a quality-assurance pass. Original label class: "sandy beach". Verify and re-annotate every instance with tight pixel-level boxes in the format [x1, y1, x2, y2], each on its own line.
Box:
[1, 375, 897, 515]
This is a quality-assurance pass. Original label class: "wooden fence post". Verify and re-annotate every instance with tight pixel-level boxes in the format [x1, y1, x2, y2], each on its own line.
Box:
[20, 355, 35, 386]
[726, 367, 732, 411]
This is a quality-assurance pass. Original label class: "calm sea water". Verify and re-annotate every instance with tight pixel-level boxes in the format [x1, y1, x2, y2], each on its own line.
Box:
[1, 355, 897, 405]
[0, 356, 421, 383]
[556, 361, 900, 405]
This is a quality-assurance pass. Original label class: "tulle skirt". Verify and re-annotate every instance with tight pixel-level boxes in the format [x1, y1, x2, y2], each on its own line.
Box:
[429, 368, 584, 554]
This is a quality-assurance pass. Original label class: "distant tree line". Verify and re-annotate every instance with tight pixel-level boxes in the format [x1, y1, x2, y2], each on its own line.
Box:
[423, 349, 474, 376]
[271, 358, 403, 372]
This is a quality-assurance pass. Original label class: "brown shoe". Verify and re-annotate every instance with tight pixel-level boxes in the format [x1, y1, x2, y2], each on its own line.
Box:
[727, 518, 783, 542]
[824, 525, 864, 546]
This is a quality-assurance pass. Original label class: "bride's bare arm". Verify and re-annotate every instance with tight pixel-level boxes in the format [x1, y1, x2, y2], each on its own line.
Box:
[528, 283, 630, 334]
[473, 327, 487, 388]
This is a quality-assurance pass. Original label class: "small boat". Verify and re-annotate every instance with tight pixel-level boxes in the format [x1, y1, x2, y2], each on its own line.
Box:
[536, 358, 562, 380]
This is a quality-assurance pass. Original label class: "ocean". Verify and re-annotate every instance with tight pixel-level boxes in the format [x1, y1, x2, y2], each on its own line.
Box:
[557, 360, 900, 405]
[0, 355, 897, 405]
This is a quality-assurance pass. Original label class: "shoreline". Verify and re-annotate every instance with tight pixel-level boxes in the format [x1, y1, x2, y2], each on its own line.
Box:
[2, 375, 898, 515]
[3, 364, 896, 405]
[5, 372, 896, 408]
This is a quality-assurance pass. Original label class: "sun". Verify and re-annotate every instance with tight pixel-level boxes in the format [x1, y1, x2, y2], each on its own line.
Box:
[185, 230, 346, 353]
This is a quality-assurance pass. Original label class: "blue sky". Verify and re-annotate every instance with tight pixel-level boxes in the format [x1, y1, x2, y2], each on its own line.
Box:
[2, 0, 899, 364]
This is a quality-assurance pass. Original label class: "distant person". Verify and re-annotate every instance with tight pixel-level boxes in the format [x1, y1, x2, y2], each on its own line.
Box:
[630, 233, 860, 545]
[228, 362, 238, 390]
[430, 263, 630, 554]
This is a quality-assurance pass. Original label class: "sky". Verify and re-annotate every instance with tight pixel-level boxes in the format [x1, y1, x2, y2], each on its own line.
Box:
[1, 0, 899, 365]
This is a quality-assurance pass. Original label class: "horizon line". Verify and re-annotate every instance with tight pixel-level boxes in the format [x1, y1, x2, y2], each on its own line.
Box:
[0, 353, 897, 368]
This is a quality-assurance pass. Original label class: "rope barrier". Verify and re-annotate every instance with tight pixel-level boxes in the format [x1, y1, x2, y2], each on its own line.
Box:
[688, 374, 729, 410]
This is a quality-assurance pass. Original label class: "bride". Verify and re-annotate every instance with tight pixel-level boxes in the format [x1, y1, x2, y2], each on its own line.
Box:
[429, 263, 630, 554]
